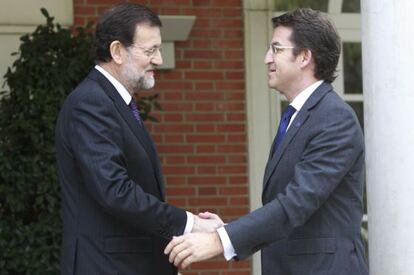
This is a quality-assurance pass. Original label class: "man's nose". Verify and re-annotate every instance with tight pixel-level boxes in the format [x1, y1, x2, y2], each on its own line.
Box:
[264, 48, 273, 64]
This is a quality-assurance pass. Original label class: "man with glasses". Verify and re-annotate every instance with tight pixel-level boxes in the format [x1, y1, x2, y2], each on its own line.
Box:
[165, 8, 368, 275]
[55, 3, 222, 275]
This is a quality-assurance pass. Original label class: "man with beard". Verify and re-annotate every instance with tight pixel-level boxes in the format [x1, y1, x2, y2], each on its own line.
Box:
[55, 4, 222, 275]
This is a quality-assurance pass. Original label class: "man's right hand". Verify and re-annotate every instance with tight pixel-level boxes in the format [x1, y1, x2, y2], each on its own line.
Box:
[191, 211, 224, 233]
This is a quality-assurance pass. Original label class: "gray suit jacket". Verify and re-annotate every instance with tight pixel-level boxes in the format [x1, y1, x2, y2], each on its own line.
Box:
[225, 82, 368, 275]
[55, 68, 186, 275]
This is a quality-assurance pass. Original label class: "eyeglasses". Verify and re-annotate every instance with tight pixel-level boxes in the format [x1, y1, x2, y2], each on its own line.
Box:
[132, 45, 162, 58]
[270, 43, 295, 55]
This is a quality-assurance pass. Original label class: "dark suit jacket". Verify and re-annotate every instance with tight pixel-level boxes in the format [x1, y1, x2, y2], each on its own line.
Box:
[55, 68, 187, 275]
[225, 82, 368, 275]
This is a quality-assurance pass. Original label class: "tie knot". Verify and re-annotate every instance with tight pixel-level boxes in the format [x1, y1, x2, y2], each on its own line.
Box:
[129, 100, 138, 111]
[282, 105, 296, 120]
[129, 100, 142, 125]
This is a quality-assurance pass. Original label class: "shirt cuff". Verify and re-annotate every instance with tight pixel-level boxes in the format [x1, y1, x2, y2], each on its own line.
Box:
[183, 211, 194, 234]
[217, 226, 237, 261]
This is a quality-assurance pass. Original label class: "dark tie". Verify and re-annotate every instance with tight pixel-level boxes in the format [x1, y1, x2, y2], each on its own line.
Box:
[129, 100, 142, 126]
[272, 105, 296, 155]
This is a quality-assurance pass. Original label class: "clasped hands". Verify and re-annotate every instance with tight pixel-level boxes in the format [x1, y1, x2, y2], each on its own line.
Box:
[164, 212, 225, 269]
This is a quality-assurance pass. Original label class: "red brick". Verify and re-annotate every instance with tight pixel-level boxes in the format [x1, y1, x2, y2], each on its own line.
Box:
[227, 134, 246, 143]
[217, 145, 246, 153]
[163, 166, 195, 175]
[188, 176, 226, 185]
[195, 103, 214, 111]
[187, 134, 225, 143]
[217, 102, 245, 111]
[211, 0, 242, 6]
[195, 124, 215, 132]
[196, 166, 217, 174]
[183, 8, 222, 18]
[198, 187, 217, 195]
[216, 82, 245, 90]
[211, 19, 243, 28]
[222, 9, 242, 17]
[186, 113, 225, 122]
[195, 82, 214, 90]
[167, 198, 188, 206]
[219, 186, 248, 195]
[227, 113, 246, 121]
[161, 103, 193, 112]
[229, 176, 248, 184]
[162, 71, 183, 80]
[218, 165, 246, 174]
[191, 0, 211, 7]
[158, 144, 194, 153]
[190, 29, 221, 38]
[186, 92, 223, 101]
[184, 50, 223, 59]
[164, 134, 184, 143]
[164, 156, 186, 164]
[74, 6, 96, 15]
[196, 145, 216, 153]
[165, 176, 187, 185]
[224, 50, 244, 59]
[193, 60, 213, 69]
[188, 197, 227, 206]
[158, 7, 181, 14]
[217, 124, 245, 132]
[230, 197, 249, 205]
[151, 0, 191, 4]
[175, 60, 192, 69]
[154, 124, 194, 132]
[187, 155, 225, 163]
[166, 187, 196, 196]
[193, 40, 212, 49]
[163, 91, 183, 100]
[226, 71, 244, 80]
[212, 40, 243, 49]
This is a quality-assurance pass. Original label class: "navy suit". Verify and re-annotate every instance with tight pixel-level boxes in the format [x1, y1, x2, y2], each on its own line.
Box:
[55, 68, 186, 275]
[225, 82, 368, 275]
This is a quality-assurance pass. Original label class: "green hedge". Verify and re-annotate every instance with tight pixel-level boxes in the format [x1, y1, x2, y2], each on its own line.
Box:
[0, 9, 160, 274]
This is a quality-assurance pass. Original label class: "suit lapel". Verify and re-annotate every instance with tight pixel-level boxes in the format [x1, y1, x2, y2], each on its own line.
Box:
[263, 82, 334, 192]
[87, 69, 165, 199]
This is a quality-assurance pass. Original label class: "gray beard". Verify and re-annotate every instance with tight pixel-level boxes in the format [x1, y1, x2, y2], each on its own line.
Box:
[121, 68, 155, 93]
[137, 74, 155, 90]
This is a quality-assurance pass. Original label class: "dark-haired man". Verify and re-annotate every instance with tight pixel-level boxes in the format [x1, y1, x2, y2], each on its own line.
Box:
[55, 3, 222, 275]
[165, 8, 369, 275]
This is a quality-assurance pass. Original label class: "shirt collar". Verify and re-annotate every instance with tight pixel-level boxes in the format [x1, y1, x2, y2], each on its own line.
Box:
[290, 80, 323, 112]
[95, 65, 132, 105]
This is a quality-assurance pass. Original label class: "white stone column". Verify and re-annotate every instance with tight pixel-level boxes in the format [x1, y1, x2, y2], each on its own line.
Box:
[362, 0, 414, 274]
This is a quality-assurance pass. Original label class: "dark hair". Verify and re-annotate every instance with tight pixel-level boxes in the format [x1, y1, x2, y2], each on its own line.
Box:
[95, 3, 162, 63]
[272, 8, 341, 83]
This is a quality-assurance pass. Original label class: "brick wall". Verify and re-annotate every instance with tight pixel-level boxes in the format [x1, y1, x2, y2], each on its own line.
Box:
[73, 0, 250, 274]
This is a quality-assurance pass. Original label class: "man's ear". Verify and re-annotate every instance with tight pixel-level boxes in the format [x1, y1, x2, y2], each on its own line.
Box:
[299, 48, 313, 68]
[109, 40, 125, 65]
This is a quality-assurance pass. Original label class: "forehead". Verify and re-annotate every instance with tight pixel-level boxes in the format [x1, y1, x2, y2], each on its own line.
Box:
[271, 26, 293, 44]
[133, 23, 162, 45]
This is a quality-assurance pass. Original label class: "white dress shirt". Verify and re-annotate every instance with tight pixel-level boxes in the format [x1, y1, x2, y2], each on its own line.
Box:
[218, 80, 324, 260]
[95, 65, 194, 234]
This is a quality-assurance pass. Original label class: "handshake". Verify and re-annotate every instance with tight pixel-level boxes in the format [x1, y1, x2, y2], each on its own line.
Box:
[164, 212, 226, 269]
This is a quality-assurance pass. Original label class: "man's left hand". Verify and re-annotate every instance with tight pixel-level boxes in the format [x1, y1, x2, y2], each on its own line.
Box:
[164, 232, 224, 269]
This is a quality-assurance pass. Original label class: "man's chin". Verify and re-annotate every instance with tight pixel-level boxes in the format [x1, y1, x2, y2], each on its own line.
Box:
[138, 76, 155, 90]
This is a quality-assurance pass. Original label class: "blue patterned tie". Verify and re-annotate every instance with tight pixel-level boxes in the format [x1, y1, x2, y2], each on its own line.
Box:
[273, 105, 296, 154]
[129, 100, 142, 126]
